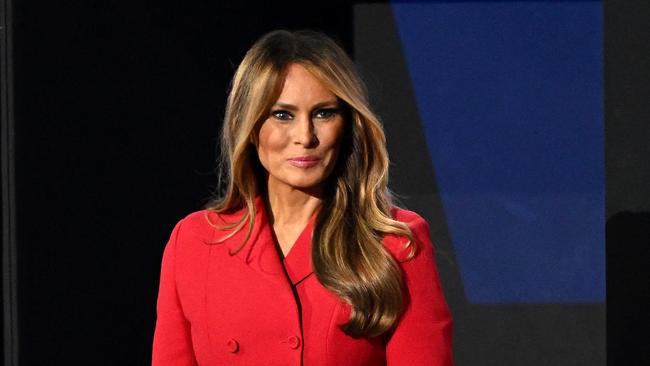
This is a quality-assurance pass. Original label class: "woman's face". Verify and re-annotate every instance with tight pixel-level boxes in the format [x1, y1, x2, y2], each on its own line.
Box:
[256, 63, 345, 194]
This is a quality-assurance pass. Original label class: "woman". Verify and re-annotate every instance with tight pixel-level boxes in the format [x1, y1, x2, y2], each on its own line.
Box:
[152, 30, 452, 365]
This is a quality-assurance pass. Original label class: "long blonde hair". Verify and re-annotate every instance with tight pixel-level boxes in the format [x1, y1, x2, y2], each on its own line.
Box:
[205, 29, 415, 338]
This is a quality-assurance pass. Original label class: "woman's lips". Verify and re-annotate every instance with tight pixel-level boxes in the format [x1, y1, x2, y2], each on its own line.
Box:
[288, 156, 321, 168]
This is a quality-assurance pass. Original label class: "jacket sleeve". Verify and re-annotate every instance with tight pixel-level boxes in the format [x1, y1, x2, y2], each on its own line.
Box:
[152, 218, 198, 366]
[385, 216, 453, 366]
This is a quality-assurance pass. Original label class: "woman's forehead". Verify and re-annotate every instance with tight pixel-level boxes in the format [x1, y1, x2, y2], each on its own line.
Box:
[273, 64, 337, 105]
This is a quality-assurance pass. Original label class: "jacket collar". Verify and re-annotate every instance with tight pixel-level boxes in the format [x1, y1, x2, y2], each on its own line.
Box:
[282, 211, 317, 286]
[208, 195, 316, 286]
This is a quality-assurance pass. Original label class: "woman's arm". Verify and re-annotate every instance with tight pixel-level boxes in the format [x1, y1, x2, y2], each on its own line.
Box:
[152, 219, 198, 366]
[386, 216, 453, 365]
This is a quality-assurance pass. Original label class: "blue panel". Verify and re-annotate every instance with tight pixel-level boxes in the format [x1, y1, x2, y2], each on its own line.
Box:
[392, 1, 604, 303]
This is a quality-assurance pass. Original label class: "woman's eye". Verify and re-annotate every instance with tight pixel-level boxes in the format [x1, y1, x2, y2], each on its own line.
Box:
[271, 110, 293, 121]
[314, 108, 338, 119]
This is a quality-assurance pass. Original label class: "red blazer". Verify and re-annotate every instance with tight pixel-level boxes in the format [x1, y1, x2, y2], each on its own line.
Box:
[152, 197, 452, 365]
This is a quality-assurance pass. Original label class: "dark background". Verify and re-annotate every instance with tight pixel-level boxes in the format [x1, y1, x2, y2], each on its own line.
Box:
[5, 2, 354, 365]
[604, 0, 650, 364]
[2, 0, 649, 365]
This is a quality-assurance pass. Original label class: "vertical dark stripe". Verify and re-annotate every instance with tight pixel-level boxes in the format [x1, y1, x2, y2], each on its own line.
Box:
[605, 0, 650, 364]
[1, 0, 19, 364]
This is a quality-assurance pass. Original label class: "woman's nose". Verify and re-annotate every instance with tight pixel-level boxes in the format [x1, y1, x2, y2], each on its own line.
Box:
[294, 115, 318, 147]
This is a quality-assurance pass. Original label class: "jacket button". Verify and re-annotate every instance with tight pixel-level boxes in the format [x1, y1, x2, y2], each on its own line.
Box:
[286, 335, 301, 349]
[226, 338, 239, 353]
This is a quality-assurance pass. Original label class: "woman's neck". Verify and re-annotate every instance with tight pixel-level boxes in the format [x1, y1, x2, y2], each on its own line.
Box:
[263, 180, 323, 257]
[264, 183, 322, 227]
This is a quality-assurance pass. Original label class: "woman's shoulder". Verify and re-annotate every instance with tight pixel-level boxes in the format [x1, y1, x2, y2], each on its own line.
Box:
[390, 206, 430, 233]
[172, 205, 249, 242]
[384, 207, 433, 261]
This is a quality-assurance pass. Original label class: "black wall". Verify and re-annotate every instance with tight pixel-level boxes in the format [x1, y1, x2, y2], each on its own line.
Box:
[605, 1, 650, 364]
[8, 2, 352, 364]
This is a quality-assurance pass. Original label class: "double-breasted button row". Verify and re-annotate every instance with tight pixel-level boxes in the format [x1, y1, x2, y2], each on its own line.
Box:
[225, 336, 301, 353]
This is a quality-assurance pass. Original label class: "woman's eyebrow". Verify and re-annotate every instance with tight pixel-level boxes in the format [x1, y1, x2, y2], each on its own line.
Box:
[312, 100, 339, 109]
[273, 99, 339, 110]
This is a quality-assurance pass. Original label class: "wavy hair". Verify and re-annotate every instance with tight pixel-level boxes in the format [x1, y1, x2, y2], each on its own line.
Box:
[204, 29, 415, 338]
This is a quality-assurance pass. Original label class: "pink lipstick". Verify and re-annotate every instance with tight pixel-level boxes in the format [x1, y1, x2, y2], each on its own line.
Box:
[288, 156, 321, 168]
